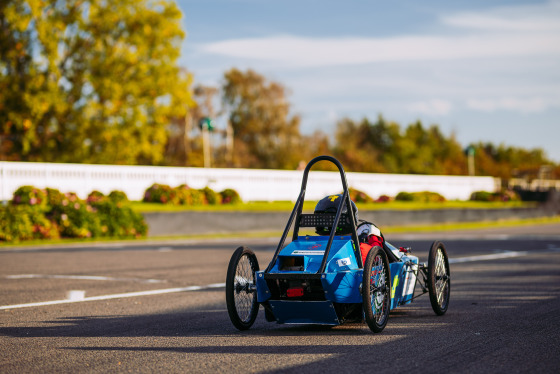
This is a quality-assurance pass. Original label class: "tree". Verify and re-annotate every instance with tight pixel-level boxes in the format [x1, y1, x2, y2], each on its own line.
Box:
[222, 68, 303, 169]
[333, 117, 379, 172]
[333, 116, 403, 173]
[472, 142, 551, 180]
[0, 0, 192, 164]
[333, 116, 470, 175]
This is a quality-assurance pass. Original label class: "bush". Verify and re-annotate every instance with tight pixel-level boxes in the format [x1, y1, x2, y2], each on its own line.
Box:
[46, 188, 65, 206]
[395, 191, 446, 202]
[175, 184, 205, 205]
[90, 200, 147, 238]
[470, 191, 494, 202]
[0, 205, 34, 241]
[174, 184, 190, 204]
[12, 186, 48, 211]
[87, 190, 106, 204]
[419, 191, 446, 203]
[143, 183, 177, 204]
[501, 189, 520, 202]
[347, 188, 374, 203]
[143, 184, 241, 206]
[470, 189, 520, 202]
[200, 187, 221, 205]
[48, 194, 102, 238]
[27, 206, 60, 239]
[375, 195, 392, 203]
[108, 190, 129, 204]
[2, 185, 148, 242]
[395, 192, 413, 201]
[0, 205, 59, 241]
[220, 188, 242, 204]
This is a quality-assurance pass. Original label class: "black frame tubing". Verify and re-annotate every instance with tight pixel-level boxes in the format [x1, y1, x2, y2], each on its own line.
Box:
[264, 155, 363, 273]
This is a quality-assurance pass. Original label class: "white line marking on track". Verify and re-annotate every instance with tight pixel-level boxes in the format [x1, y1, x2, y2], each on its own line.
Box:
[0, 283, 226, 310]
[449, 251, 529, 264]
[2, 248, 558, 311]
[66, 290, 86, 300]
[3, 274, 165, 284]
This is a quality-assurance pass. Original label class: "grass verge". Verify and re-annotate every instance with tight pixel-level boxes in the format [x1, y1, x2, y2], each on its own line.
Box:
[382, 215, 560, 234]
[132, 200, 535, 213]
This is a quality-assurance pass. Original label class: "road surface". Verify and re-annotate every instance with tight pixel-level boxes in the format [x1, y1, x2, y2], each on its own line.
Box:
[1, 224, 559, 373]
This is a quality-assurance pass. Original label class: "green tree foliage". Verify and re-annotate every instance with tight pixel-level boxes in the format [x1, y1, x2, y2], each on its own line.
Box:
[333, 116, 468, 175]
[333, 117, 378, 172]
[398, 121, 467, 175]
[222, 68, 304, 169]
[0, 0, 192, 164]
[472, 143, 551, 179]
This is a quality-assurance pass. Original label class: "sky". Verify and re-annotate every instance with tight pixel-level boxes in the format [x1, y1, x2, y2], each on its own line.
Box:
[176, 0, 560, 162]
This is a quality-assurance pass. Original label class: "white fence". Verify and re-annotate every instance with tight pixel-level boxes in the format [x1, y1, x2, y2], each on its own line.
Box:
[0, 161, 500, 202]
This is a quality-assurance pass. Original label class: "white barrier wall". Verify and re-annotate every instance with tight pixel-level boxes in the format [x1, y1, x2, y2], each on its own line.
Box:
[0, 161, 500, 202]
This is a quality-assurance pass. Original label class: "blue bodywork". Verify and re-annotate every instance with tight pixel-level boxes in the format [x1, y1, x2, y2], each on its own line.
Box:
[257, 236, 362, 302]
[388, 256, 418, 309]
[256, 235, 419, 325]
[256, 235, 362, 325]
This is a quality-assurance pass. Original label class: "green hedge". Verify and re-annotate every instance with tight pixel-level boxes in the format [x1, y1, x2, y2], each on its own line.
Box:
[395, 191, 446, 202]
[143, 183, 241, 205]
[348, 188, 374, 203]
[470, 190, 520, 202]
[0, 205, 59, 241]
[220, 188, 242, 204]
[0, 187, 147, 243]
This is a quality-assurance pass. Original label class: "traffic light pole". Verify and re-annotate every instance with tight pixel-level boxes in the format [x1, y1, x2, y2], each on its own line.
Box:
[202, 126, 211, 168]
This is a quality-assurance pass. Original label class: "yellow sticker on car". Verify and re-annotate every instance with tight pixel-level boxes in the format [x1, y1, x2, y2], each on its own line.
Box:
[391, 275, 399, 298]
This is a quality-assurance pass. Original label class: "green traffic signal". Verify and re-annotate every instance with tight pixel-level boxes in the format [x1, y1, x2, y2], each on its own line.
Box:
[199, 117, 215, 131]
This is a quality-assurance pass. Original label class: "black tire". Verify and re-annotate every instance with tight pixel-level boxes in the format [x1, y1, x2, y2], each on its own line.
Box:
[226, 246, 260, 330]
[428, 241, 450, 315]
[362, 246, 391, 333]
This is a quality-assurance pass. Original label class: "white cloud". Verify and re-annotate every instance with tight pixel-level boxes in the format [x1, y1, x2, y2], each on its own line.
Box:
[187, 0, 560, 128]
[442, 0, 560, 32]
[406, 99, 453, 116]
[199, 32, 560, 68]
[197, 1, 560, 69]
[326, 109, 338, 124]
[466, 97, 559, 113]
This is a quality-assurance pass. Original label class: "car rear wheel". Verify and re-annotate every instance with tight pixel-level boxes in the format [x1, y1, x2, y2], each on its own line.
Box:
[428, 241, 450, 315]
[362, 246, 391, 333]
[226, 246, 260, 330]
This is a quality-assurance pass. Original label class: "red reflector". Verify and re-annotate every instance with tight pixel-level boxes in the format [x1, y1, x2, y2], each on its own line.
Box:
[287, 288, 304, 297]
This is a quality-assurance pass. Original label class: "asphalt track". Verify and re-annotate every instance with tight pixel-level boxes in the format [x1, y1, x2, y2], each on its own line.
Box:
[1, 224, 560, 373]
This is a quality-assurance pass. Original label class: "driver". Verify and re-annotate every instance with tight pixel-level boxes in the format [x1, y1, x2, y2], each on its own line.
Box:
[314, 194, 358, 235]
[314, 194, 385, 264]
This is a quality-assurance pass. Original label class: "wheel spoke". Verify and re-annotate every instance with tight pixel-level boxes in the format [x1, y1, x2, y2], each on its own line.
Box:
[436, 278, 448, 304]
[427, 243, 450, 316]
[434, 249, 448, 307]
[369, 255, 388, 324]
[233, 255, 255, 322]
[227, 247, 260, 330]
[436, 251, 445, 277]
[363, 249, 390, 332]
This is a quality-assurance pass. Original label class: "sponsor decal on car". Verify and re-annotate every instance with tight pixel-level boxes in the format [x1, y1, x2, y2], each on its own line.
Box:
[391, 275, 399, 298]
[337, 257, 352, 267]
[292, 250, 324, 255]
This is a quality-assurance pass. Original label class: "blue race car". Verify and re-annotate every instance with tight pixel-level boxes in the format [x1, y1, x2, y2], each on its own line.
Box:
[226, 155, 450, 333]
